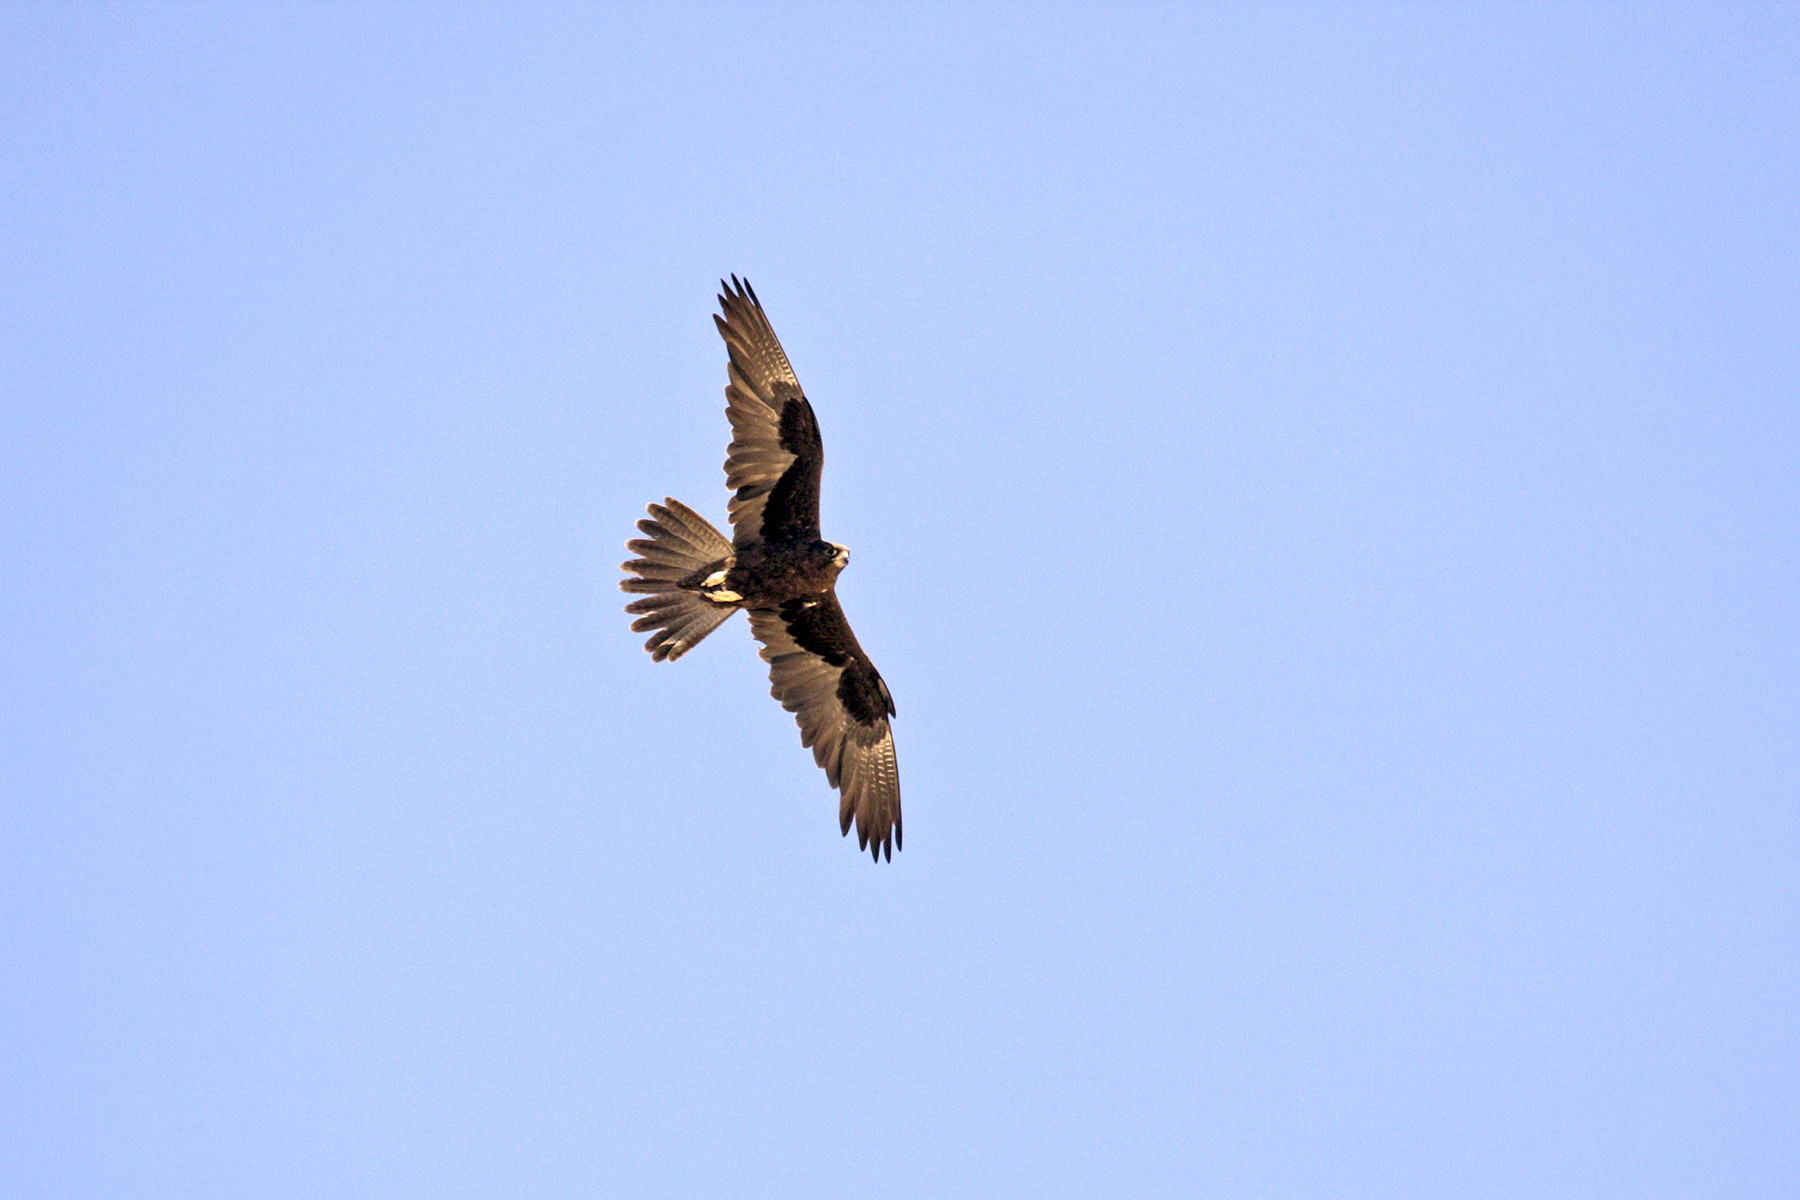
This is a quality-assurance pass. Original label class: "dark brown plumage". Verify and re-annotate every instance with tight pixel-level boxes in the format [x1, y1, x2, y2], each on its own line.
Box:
[621, 278, 901, 861]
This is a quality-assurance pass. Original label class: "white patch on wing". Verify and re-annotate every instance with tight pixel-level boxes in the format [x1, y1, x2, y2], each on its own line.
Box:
[702, 570, 729, 586]
[705, 588, 742, 603]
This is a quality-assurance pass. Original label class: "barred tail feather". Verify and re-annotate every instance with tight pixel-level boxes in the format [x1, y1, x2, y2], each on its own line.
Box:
[620, 498, 737, 662]
[625, 592, 734, 662]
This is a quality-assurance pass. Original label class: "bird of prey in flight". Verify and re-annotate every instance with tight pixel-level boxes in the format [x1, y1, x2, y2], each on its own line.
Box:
[621, 278, 901, 861]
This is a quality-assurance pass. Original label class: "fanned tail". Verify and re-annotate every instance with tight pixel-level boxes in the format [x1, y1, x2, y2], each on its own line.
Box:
[620, 498, 737, 662]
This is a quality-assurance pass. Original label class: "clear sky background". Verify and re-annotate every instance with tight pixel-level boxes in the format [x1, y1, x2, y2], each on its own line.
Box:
[4, 5, 1796, 1197]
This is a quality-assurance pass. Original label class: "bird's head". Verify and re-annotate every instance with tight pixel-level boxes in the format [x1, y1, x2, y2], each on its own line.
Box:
[829, 542, 851, 570]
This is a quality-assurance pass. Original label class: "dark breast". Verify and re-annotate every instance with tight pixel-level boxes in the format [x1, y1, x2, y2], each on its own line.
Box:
[727, 542, 838, 607]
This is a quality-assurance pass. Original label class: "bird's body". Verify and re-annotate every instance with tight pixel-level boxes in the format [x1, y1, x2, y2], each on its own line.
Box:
[620, 278, 902, 861]
[691, 538, 849, 608]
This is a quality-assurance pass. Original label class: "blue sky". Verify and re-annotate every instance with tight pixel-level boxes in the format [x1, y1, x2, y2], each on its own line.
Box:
[4, 6, 1796, 1197]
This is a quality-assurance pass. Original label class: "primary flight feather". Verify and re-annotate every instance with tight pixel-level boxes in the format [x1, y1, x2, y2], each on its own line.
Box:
[621, 278, 901, 861]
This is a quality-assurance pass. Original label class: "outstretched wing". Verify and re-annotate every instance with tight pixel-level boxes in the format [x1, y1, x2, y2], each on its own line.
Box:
[748, 597, 901, 862]
[715, 276, 823, 547]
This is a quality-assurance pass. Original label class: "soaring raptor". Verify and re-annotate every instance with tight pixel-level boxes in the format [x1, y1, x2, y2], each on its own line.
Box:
[621, 278, 901, 861]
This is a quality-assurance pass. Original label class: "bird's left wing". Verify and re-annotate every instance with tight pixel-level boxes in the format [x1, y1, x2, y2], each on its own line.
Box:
[747, 598, 901, 862]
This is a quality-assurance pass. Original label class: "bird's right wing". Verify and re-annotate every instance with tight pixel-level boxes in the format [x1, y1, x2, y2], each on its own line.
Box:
[714, 277, 823, 547]
[748, 597, 900, 862]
